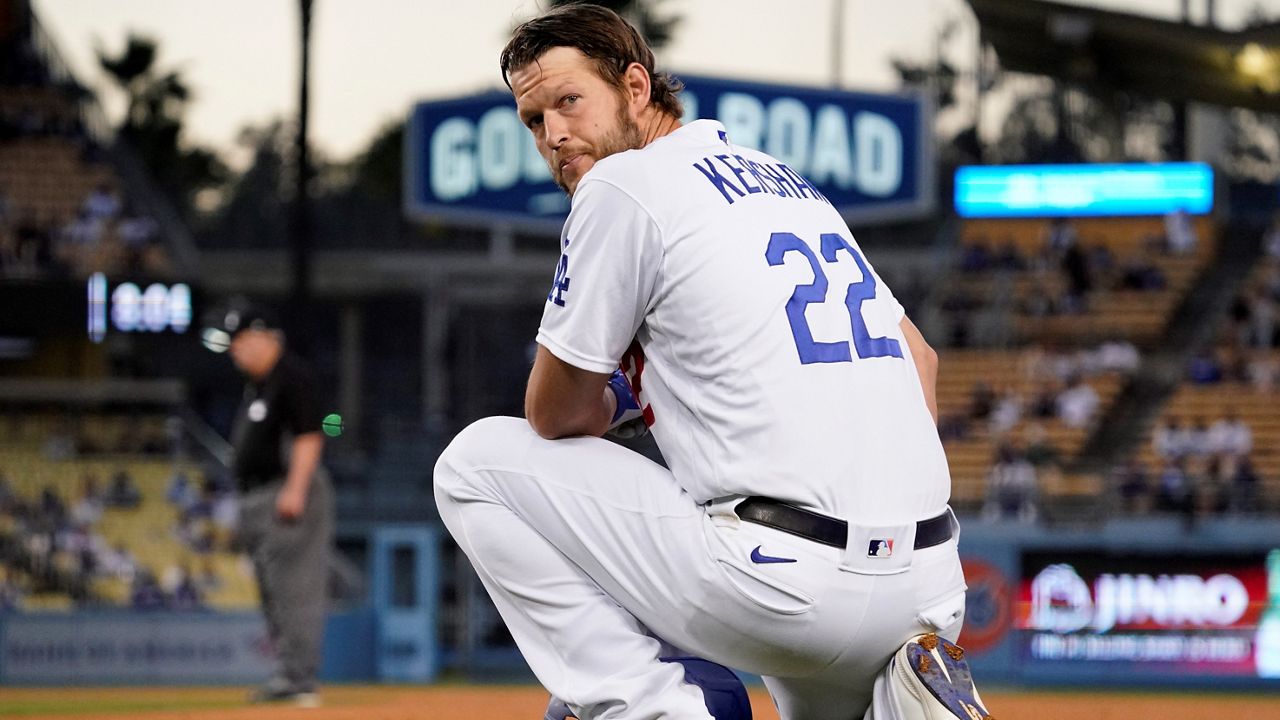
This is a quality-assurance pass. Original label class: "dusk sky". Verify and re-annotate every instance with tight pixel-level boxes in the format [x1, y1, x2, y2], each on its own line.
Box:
[31, 0, 1270, 165]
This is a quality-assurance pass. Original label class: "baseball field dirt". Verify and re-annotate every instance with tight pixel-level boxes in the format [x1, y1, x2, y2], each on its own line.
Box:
[1, 685, 1279, 719]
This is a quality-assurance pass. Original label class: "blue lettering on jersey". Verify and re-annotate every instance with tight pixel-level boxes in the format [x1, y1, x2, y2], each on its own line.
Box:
[692, 158, 745, 204]
[548, 240, 571, 307]
[693, 154, 831, 207]
[766, 231, 903, 364]
[714, 155, 761, 195]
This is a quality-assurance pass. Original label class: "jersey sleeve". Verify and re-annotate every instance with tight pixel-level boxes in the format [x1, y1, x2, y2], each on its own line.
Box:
[282, 359, 324, 436]
[535, 178, 662, 374]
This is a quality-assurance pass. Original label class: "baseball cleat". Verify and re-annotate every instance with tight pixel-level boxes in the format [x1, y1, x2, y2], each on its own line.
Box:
[248, 678, 322, 708]
[894, 633, 993, 720]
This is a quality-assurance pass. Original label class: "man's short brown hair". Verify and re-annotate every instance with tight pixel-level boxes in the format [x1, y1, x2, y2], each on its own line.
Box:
[500, 3, 683, 119]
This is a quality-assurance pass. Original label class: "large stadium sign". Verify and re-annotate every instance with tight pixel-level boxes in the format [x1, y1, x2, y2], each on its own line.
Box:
[405, 75, 933, 230]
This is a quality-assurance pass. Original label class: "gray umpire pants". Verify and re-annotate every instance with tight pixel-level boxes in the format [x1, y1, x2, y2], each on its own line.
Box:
[238, 472, 334, 689]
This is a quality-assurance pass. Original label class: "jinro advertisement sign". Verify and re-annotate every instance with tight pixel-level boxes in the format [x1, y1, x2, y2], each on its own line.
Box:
[1018, 550, 1280, 680]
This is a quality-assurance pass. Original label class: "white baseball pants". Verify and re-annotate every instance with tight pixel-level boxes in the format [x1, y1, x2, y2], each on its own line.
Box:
[433, 416, 967, 720]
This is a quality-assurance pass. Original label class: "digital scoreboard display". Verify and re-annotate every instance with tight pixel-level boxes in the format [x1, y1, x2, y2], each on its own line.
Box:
[1018, 549, 1280, 681]
[954, 162, 1214, 218]
[86, 272, 194, 343]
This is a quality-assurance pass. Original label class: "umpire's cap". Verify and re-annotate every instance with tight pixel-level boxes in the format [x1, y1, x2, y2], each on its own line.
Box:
[200, 302, 281, 353]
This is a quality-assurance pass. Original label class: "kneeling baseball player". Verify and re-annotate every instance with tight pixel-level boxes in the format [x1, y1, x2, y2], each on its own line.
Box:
[434, 5, 992, 719]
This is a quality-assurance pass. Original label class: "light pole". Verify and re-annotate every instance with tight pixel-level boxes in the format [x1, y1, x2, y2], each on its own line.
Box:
[291, 0, 314, 313]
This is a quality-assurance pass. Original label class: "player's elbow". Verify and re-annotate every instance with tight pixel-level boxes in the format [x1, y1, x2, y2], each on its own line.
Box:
[524, 392, 577, 440]
[524, 400, 562, 439]
[525, 394, 603, 440]
[917, 341, 938, 375]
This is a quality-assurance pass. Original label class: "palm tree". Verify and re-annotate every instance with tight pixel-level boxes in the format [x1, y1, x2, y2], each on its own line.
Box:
[97, 34, 223, 219]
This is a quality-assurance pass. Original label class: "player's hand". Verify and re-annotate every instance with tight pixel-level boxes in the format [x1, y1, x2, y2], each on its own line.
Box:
[275, 484, 307, 521]
[605, 368, 647, 438]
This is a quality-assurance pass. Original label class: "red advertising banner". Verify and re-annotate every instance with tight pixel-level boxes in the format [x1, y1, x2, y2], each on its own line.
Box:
[1016, 550, 1280, 679]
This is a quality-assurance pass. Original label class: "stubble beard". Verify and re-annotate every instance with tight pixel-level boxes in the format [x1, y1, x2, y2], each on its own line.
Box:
[555, 104, 644, 196]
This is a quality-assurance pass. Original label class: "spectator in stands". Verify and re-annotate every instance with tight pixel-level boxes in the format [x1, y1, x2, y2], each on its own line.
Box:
[1095, 337, 1140, 374]
[1264, 212, 1280, 260]
[37, 486, 66, 529]
[0, 566, 23, 611]
[166, 471, 198, 511]
[1153, 416, 1188, 460]
[935, 413, 970, 442]
[983, 443, 1038, 523]
[1225, 456, 1261, 514]
[958, 239, 992, 273]
[1055, 376, 1099, 428]
[69, 481, 103, 527]
[118, 208, 160, 272]
[162, 565, 205, 611]
[104, 469, 141, 508]
[130, 569, 167, 610]
[1029, 381, 1059, 419]
[1086, 243, 1116, 289]
[1249, 287, 1276, 348]
[1187, 347, 1223, 384]
[1248, 350, 1279, 392]
[1043, 217, 1078, 255]
[1230, 290, 1254, 348]
[1118, 250, 1166, 291]
[97, 542, 138, 583]
[177, 487, 216, 553]
[1023, 343, 1069, 383]
[1022, 422, 1062, 468]
[0, 471, 13, 510]
[210, 488, 238, 551]
[993, 238, 1025, 271]
[41, 416, 76, 459]
[1155, 459, 1193, 514]
[196, 557, 222, 594]
[1208, 409, 1252, 459]
[988, 384, 1023, 435]
[1061, 241, 1092, 310]
[1021, 284, 1058, 317]
[83, 182, 121, 221]
[1163, 208, 1198, 255]
[1185, 417, 1213, 458]
[1112, 458, 1151, 514]
[1218, 345, 1249, 384]
[968, 381, 995, 421]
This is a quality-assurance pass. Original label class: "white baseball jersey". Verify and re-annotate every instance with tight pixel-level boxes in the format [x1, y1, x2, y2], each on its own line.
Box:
[536, 119, 950, 525]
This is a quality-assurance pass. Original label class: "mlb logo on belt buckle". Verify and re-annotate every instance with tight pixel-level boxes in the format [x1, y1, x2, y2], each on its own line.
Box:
[867, 538, 894, 557]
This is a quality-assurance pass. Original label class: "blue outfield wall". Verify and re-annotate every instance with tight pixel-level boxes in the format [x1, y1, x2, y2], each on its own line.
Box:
[0, 609, 378, 685]
[4, 519, 1279, 687]
[0, 526, 435, 685]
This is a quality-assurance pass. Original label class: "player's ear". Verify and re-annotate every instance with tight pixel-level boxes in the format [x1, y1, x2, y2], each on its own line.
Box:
[621, 62, 650, 115]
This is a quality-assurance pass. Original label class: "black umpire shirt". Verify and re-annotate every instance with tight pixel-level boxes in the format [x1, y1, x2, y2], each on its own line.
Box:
[230, 351, 323, 491]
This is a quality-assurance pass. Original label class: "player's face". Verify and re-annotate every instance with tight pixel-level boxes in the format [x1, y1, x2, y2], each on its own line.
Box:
[228, 330, 276, 379]
[511, 46, 642, 196]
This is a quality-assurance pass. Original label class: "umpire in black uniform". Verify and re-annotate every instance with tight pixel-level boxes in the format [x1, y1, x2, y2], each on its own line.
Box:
[217, 305, 333, 707]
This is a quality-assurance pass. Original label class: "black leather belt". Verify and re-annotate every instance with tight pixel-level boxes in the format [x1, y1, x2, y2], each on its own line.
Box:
[735, 497, 954, 550]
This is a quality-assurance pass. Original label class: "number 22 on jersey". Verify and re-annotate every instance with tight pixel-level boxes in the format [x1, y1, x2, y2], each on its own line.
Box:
[765, 231, 903, 365]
